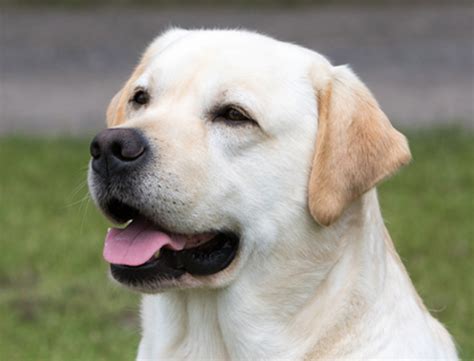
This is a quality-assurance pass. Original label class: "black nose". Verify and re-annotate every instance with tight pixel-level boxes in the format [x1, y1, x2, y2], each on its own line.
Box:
[90, 128, 148, 177]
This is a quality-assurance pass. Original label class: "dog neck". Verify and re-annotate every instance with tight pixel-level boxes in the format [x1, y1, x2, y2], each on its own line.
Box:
[138, 190, 397, 360]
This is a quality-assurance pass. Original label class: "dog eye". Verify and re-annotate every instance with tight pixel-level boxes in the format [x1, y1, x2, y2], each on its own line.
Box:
[130, 89, 150, 106]
[225, 108, 248, 121]
[215, 106, 255, 126]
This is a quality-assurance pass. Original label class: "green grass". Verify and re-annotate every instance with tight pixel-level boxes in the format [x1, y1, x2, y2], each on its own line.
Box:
[0, 128, 473, 359]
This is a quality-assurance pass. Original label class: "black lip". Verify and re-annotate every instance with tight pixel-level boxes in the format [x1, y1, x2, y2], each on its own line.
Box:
[110, 233, 239, 287]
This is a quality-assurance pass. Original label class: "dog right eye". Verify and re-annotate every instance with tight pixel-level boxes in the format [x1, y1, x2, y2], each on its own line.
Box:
[130, 89, 150, 107]
[213, 106, 257, 127]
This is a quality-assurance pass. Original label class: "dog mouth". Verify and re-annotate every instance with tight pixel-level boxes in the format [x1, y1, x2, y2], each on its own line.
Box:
[102, 198, 239, 287]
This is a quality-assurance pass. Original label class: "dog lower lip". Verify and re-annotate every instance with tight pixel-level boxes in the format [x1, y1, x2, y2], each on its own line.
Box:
[110, 233, 239, 286]
[177, 234, 238, 275]
[111, 250, 186, 285]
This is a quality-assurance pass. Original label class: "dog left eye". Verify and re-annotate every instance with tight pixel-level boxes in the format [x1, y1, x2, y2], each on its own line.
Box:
[130, 89, 150, 107]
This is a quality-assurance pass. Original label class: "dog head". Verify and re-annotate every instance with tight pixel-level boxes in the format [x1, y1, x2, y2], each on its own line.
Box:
[88, 29, 410, 293]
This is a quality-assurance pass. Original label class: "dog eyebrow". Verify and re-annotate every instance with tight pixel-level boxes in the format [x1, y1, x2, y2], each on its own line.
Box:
[132, 75, 151, 92]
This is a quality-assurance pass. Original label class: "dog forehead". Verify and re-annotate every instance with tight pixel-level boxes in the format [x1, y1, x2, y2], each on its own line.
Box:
[139, 30, 316, 91]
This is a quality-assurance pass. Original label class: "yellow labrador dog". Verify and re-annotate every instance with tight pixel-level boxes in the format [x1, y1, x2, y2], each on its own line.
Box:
[88, 29, 457, 360]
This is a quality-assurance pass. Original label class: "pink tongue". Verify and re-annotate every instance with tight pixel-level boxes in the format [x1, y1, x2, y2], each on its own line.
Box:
[103, 218, 187, 266]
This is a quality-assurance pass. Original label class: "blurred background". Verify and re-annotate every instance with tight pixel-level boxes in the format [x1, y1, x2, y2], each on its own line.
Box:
[1, 0, 473, 360]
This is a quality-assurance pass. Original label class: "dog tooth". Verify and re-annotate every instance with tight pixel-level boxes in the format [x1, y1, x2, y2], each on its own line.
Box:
[154, 250, 161, 258]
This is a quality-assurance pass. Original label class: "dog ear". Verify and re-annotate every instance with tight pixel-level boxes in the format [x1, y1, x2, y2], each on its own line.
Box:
[308, 65, 411, 226]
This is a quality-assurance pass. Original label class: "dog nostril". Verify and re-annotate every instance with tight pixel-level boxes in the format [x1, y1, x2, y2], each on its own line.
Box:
[90, 140, 101, 159]
[111, 140, 145, 161]
[122, 144, 146, 160]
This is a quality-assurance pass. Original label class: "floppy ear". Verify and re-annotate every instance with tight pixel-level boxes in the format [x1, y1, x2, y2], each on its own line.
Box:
[308, 65, 411, 226]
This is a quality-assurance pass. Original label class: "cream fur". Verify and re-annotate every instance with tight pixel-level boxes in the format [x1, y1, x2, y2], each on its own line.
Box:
[93, 29, 457, 360]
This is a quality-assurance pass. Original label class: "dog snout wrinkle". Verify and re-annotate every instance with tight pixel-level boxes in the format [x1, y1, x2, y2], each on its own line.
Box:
[90, 128, 148, 177]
